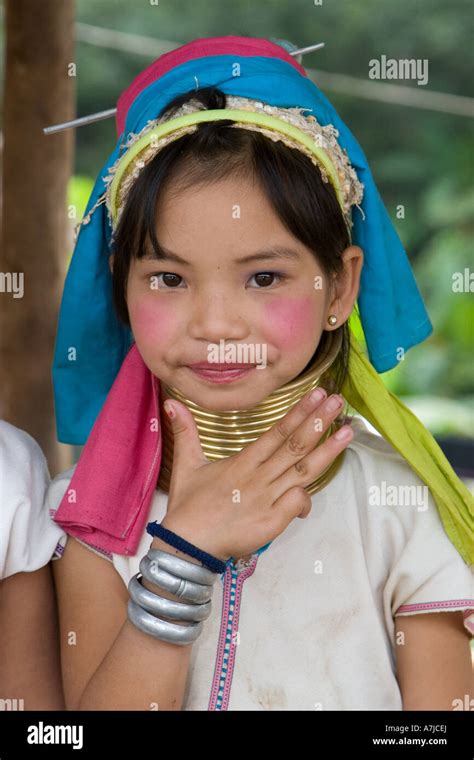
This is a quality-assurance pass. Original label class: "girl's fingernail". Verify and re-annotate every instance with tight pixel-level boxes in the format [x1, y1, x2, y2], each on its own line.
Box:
[164, 401, 175, 419]
[310, 387, 326, 403]
[335, 425, 352, 441]
[325, 394, 343, 412]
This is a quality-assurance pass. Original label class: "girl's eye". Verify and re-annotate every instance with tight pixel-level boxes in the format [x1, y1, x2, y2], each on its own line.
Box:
[148, 272, 184, 288]
[248, 272, 284, 288]
[147, 271, 285, 289]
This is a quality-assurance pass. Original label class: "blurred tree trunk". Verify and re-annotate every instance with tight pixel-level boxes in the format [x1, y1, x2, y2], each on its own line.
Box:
[1, 0, 75, 474]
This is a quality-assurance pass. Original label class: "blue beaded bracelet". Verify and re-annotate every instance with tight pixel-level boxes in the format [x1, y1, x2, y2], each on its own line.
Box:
[146, 521, 228, 575]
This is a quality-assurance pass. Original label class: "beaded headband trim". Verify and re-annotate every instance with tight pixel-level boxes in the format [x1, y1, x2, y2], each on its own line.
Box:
[76, 95, 364, 243]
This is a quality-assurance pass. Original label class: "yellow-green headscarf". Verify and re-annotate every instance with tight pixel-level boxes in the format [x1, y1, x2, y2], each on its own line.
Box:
[343, 308, 473, 566]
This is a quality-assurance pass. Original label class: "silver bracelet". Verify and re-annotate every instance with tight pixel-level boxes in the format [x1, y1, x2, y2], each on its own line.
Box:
[128, 575, 212, 622]
[139, 555, 213, 604]
[146, 547, 217, 585]
[127, 599, 203, 646]
[127, 547, 218, 645]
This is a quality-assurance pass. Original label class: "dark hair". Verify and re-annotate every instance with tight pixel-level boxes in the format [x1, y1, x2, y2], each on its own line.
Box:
[111, 86, 351, 393]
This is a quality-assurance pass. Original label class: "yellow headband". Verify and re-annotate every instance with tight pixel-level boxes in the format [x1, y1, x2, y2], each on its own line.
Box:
[103, 95, 364, 232]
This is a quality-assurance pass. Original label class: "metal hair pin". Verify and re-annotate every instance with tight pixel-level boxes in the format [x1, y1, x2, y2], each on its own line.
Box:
[43, 42, 325, 134]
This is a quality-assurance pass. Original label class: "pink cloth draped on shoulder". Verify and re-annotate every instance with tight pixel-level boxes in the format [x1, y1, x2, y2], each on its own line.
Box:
[52, 344, 162, 556]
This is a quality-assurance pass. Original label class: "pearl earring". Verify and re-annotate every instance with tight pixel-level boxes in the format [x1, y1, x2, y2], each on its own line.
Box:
[327, 315, 337, 326]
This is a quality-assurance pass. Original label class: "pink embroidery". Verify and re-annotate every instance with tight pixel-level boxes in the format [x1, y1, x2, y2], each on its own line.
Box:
[208, 558, 258, 711]
[395, 599, 473, 614]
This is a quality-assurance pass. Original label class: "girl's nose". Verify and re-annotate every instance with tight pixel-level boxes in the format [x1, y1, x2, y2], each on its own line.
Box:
[188, 293, 249, 343]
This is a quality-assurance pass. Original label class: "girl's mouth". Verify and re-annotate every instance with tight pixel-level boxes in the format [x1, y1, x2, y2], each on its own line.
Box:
[186, 365, 256, 384]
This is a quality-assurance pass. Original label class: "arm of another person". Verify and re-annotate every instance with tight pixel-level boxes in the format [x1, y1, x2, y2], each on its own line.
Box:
[395, 611, 473, 710]
[0, 564, 65, 710]
[53, 534, 202, 711]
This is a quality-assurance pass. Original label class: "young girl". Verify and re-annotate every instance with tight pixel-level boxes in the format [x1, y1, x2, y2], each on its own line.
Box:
[0, 420, 65, 709]
[45, 36, 472, 711]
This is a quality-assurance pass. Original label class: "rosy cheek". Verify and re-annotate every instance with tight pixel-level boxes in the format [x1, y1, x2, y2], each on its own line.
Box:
[129, 301, 173, 345]
[263, 297, 316, 350]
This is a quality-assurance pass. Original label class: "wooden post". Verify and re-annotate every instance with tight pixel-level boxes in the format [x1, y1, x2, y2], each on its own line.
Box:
[1, 0, 75, 473]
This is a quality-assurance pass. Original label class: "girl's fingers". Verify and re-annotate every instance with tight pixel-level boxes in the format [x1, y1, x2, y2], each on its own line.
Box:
[240, 386, 329, 467]
[269, 422, 353, 501]
[257, 391, 345, 485]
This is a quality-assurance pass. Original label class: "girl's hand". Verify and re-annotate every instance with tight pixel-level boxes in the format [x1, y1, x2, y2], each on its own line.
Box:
[159, 388, 353, 561]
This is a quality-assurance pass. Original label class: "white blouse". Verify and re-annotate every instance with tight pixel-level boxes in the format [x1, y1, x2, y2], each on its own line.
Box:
[0, 420, 64, 579]
[43, 416, 474, 710]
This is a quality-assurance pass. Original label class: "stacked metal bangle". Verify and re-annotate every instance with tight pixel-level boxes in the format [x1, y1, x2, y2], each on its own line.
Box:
[127, 548, 218, 646]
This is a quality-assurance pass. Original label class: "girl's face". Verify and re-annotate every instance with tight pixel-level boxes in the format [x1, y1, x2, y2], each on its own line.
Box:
[126, 175, 358, 411]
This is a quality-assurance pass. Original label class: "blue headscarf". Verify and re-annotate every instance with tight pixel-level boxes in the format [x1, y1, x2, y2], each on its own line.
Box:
[52, 36, 432, 444]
